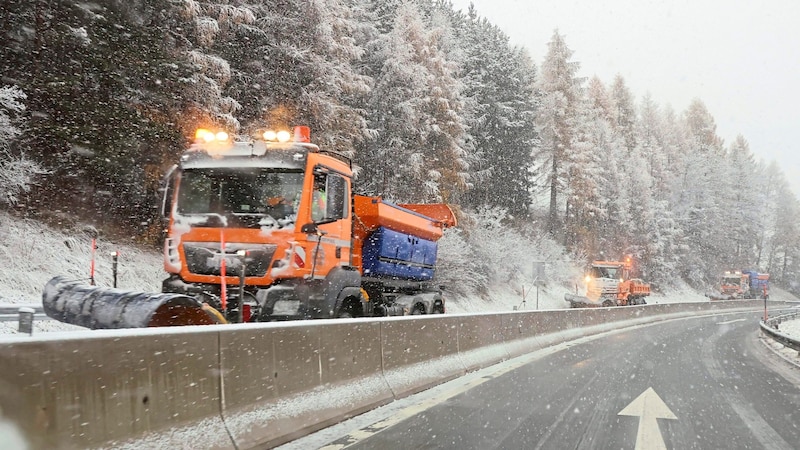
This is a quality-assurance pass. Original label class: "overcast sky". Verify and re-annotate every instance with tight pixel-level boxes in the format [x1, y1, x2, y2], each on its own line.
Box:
[449, 0, 800, 195]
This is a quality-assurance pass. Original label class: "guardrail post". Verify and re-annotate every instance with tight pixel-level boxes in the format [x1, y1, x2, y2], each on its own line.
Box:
[18, 307, 34, 335]
[111, 251, 119, 288]
[90, 238, 96, 286]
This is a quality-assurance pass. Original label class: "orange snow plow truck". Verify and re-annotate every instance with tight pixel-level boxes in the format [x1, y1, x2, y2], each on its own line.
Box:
[43, 126, 456, 328]
[161, 126, 458, 323]
[564, 258, 650, 308]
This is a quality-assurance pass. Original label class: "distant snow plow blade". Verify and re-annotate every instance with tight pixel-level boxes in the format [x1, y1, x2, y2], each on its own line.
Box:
[42, 276, 220, 329]
[565, 293, 601, 308]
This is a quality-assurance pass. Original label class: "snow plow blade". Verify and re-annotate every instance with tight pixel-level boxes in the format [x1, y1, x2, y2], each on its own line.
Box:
[564, 293, 601, 308]
[42, 276, 220, 329]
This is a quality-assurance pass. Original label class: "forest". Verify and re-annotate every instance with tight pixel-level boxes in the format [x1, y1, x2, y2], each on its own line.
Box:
[1, 0, 799, 299]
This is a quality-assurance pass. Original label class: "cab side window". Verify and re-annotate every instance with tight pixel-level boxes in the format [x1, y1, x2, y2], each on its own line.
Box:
[311, 170, 349, 222]
[327, 174, 348, 219]
[311, 173, 328, 222]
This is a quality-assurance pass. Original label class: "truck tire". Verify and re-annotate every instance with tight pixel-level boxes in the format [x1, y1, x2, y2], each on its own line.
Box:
[602, 299, 614, 307]
[335, 295, 360, 318]
[336, 308, 354, 318]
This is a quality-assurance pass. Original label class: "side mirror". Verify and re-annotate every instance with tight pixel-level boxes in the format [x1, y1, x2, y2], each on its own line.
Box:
[160, 165, 178, 219]
[300, 223, 318, 234]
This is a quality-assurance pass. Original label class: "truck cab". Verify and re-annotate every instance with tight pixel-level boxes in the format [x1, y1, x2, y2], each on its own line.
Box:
[582, 259, 650, 306]
[720, 271, 746, 298]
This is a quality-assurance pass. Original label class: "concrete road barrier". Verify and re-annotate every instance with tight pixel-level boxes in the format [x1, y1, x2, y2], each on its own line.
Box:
[0, 300, 767, 449]
[455, 313, 509, 371]
[500, 312, 549, 358]
[0, 328, 230, 450]
[219, 320, 392, 450]
[380, 314, 463, 399]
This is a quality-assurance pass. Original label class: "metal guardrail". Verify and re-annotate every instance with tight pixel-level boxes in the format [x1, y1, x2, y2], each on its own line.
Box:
[0, 305, 42, 315]
[760, 310, 800, 352]
[0, 313, 50, 323]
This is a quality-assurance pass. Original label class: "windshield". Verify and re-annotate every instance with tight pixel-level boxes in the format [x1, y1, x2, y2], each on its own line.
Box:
[590, 266, 620, 279]
[176, 168, 304, 228]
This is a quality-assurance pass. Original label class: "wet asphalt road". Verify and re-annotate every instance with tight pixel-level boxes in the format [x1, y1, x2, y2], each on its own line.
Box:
[294, 311, 800, 450]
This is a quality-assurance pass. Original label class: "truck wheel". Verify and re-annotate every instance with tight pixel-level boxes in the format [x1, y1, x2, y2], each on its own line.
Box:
[337, 308, 354, 318]
[335, 296, 362, 318]
[411, 305, 425, 315]
[602, 299, 614, 307]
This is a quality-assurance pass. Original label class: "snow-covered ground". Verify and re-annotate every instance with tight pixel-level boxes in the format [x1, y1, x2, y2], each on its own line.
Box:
[779, 319, 800, 338]
[2, 210, 800, 338]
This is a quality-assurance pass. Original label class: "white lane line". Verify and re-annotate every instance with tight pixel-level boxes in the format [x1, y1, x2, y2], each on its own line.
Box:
[717, 318, 747, 325]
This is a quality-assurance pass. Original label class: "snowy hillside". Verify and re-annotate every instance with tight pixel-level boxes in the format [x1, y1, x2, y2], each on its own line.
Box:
[0, 211, 164, 303]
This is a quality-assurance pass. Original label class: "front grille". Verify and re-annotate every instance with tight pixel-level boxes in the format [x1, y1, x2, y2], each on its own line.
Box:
[183, 242, 277, 277]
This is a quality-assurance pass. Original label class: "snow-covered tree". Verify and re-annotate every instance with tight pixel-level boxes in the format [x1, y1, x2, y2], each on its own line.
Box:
[564, 78, 617, 255]
[610, 75, 637, 152]
[0, 85, 46, 206]
[534, 30, 583, 236]
[221, 0, 371, 157]
[172, 0, 252, 131]
[357, 1, 467, 202]
[724, 135, 763, 266]
[0, 1, 193, 231]
[669, 99, 726, 284]
[0, 86, 24, 143]
[453, 8, 538, 216]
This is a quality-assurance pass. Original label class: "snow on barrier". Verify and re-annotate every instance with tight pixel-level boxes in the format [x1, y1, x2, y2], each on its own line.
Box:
[0, 300, 763, 449]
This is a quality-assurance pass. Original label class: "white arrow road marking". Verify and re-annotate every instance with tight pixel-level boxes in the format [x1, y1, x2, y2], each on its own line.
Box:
[619, 387, 677, 450]
[717, 318, 747, 325]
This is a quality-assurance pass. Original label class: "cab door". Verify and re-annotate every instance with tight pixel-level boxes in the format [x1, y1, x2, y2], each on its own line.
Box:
[306, 166, 352, 275]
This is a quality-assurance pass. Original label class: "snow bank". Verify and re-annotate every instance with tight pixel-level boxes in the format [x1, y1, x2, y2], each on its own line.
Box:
[779, 319, 800, 339]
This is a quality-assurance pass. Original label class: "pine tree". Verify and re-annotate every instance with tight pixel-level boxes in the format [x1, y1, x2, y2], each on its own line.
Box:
[725, 135, 762, 266]
[0, 85, 46, 205]
[168, 0, 249, 130]
[1, 0, 195, 233]
[454, 9, 538, 216]
[534, 30, 582, 236]
[610, 75, 637, 152]
[565, 78, 615, 256]
[357, 1, 467, 202]
[674, 99, 727, 284]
